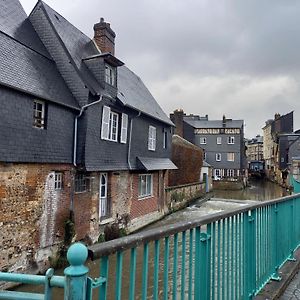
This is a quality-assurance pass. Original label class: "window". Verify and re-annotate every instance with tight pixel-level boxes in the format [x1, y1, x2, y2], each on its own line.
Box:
[54, 172, 63, 190]
[101, 106, 125, 142]
[75, 173, 87, 193]
[148, 126, 156, 151]
[163, 130, 168, 149]
[109, 111, 119, 141]
[200, 137, 206, 144]
[227, 136, 235, 144]
[203, 152, 207, 161]
[215, 169, 221, 179]
[227, 169, 234, 177]
[227, 152, 235, 162]
[120, 113, 128, 144]
[217, 137, 222, 144]
[216, 153, 221, 161]
[105, 64, 115, 85]
[138, 174, 153, 198]
[33, 100, 46, 129]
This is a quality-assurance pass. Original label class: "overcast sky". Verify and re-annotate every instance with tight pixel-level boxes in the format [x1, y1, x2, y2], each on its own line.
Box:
[20, 0, 300, 138]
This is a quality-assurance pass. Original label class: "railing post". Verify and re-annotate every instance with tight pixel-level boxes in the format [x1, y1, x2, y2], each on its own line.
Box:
[271, 203, 281, 281]
[64, 243, 89, 300]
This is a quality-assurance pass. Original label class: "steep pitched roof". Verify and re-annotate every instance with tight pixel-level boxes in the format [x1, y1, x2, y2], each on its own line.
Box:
[0, 0, 50, 58]
[38, 1, 101, 94]
[117, 66, 173, 126]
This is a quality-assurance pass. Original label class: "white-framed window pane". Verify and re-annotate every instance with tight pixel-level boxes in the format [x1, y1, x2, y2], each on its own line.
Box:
[148, 126, 156, 151]
[33, 100, 45, 129]
[54, 172, 63, 190]
[217, 137, 222, 144]
[138, 174, 152, 198]
[109, 112, 118, 141]
[216, 153, 221, 161]
[200, 137, 206, 144]
[163, 130, 168, 149]
[227, 152, 235, 161]
[105, 64, 115, 85]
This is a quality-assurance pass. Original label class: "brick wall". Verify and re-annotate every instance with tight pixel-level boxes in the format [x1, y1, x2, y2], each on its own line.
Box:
[129, 172, 159, 220]
[169, 135, 203, 186]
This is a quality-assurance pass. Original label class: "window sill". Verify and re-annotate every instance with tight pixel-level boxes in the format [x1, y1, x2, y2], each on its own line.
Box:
[100, 217, 114, 225]
[138, 195, 153, 200]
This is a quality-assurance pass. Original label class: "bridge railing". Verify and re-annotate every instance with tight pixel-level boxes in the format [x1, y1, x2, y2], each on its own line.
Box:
[88, 193, 300, 299]
[1, 193, 300, 299]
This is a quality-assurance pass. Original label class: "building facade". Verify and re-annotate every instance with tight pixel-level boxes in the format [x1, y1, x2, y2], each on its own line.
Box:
[0, 0, 176, 274]
[170, 111, 246, 181]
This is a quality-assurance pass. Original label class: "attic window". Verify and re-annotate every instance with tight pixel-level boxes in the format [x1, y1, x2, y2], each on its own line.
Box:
[54, 14, 60, 21]
[105, 64, 115, 86]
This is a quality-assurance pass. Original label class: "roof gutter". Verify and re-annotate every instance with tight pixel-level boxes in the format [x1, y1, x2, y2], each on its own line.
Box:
[73, 95, 104, 166]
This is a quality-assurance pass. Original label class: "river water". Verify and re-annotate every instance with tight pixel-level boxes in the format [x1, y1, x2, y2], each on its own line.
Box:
[13, 179, 287, 298]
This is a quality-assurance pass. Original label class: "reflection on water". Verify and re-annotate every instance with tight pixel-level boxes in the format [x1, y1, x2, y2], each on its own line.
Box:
[13, 179, 286, 299]
[213, 178, 288, 201]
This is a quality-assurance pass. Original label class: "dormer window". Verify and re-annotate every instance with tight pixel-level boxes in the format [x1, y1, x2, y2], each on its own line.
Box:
[105, 64, 115, 86]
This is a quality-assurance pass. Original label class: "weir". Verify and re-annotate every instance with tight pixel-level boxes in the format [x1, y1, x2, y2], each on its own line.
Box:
[1, 193, 300, 299]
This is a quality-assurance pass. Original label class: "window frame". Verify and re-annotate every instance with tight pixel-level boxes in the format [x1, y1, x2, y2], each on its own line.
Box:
[105, 64, 115, 86]
[200, 137, 207, 144]
[163, 129, 168, 149]
[217, 137, 222, 144]
[138, 174, 153, 199]
[216, 153, 222, 161]
[148, 126, 156, 151]
[54, 172, 63, 190]
[227, 152, 235, 162]
[75, 173, 87, 193]
[109, 111, 119, 142]
[227, 136, 235, 144]
[227, 169, 234, 177]
[120, 113, 128, 144]
[33, 100, 46, 129]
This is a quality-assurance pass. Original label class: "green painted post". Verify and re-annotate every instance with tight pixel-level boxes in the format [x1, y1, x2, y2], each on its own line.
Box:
[64, 243, 89, 300]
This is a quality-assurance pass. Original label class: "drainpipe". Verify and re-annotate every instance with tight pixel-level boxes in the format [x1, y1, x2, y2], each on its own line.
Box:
[127, 110, 141, 169]
[70, 95, 104, 213]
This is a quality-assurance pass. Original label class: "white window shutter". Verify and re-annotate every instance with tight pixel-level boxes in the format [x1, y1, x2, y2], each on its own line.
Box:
[101, 106, 110, 140]
[153, 127, 156, 150]
[148, 126, 151, 150]
[120, 113, 128, 144]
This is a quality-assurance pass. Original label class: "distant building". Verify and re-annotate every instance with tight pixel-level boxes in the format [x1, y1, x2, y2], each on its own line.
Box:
[246, 135, 263, 162]
[262, 112, 293, 184]
[170, 110, 246, 181]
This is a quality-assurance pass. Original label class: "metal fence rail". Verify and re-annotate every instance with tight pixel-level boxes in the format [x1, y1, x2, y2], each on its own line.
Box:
[1, 194, 300, 299]
[88, 194, 300, 299]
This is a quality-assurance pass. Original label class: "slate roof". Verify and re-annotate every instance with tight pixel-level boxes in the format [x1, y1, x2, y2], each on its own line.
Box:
[0, 0, 50, 58]
[39, 1, 101, 94]
[0, 0, 79, 109]
[117, 66, 174, 126]
[0, 32, 79, 109]
[137, 157, 177, 171]
[184, 118, 244, 129]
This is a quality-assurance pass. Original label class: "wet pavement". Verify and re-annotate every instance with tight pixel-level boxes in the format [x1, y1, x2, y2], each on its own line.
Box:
[280, 271, 300, 300]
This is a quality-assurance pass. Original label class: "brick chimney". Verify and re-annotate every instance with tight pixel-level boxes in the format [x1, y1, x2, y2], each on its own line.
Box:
[93, 17, 116, 55]
[170, 109, 184, 137]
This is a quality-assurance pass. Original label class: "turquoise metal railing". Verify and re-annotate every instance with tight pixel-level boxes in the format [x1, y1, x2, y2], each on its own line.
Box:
[1, 193, 300, 299]
[88, 193, 300, 299]
[0, 243, 89, 300]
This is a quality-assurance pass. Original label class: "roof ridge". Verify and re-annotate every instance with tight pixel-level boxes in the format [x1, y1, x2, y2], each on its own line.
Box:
[0, 29, 53, 62]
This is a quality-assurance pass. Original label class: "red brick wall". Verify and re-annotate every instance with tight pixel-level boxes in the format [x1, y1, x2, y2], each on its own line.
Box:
[130, 172, 159, 220]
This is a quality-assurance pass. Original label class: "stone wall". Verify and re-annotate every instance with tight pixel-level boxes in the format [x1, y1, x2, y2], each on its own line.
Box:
[213, 179, 245, 190]
[166, 182, 206, 211]
[0, 163, 73, 274]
